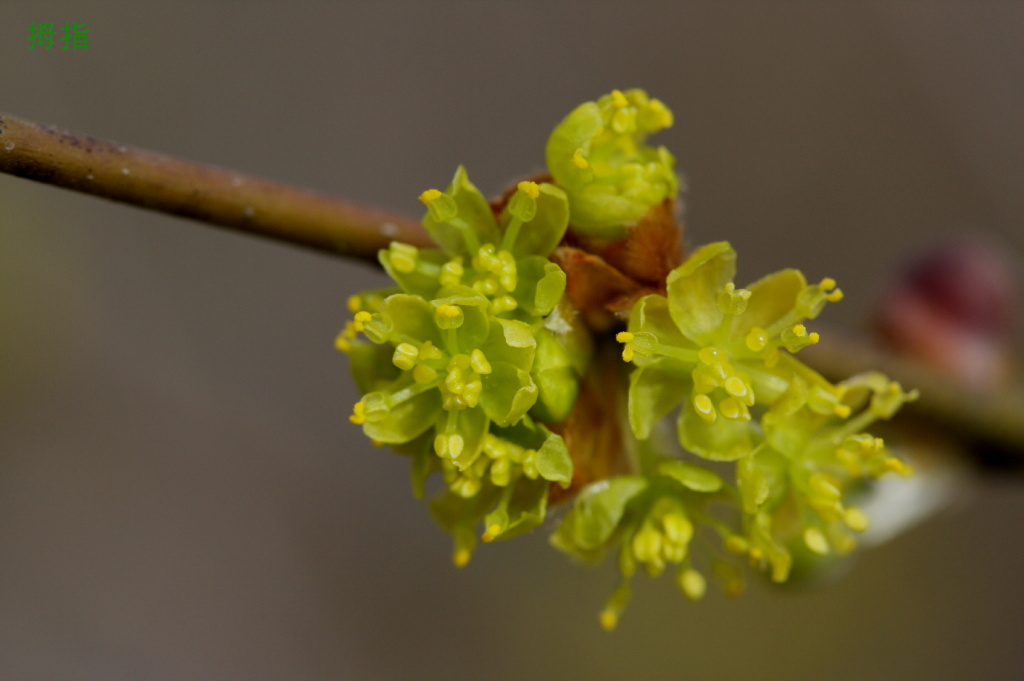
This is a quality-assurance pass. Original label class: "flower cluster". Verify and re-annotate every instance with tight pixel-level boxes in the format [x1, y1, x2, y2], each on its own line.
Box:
[339, 89, 917, 629]
[338, 166, 585, 564]
[546, 88, 679, 237]
[552, 241, 916, 629]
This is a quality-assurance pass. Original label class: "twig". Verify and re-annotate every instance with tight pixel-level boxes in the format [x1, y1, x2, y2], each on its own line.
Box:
[1, 111, 1021, 469]
[0, 111, 431, 261]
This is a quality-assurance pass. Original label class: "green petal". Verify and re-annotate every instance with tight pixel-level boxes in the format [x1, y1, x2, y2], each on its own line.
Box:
[737, 445, 788, 513]
[566, 188, 647, 238]
[550, 476, 648, 560]
[731, 268, 806, 337]
[656, 459, 723, 493]
[535, 431, 573, 487]
[405, 433, 436, 499]
[362, 389, 442, 444]
[432, 286, 491, 351]
[530, 328, 580, 424]
[677, 394, 755, 461]
[447, 405, 490, 470]
[507, 183, 570, 258]
[629, 294, 691, 352]
[480, 318, 536, 370]
[422, 166, 501, 256]
[628, 357, 689, 440]
[666, 241, 737, 345]
[379, 247, 448, 299]
[485, 477, 549, 542]
[347, 342, 400, 394]
[480, 361, 538, 427]
[513, 257, 566, 317]
[545, 101, 604, 191]
[378, 294, 443, 347]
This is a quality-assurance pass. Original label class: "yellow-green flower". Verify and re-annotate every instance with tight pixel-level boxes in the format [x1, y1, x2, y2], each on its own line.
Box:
[546, 88, 679, 237]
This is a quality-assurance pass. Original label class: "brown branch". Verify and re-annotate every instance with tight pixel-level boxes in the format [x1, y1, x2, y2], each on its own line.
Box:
[1, 111, 1021, 470]
[0, 111, 432, 261]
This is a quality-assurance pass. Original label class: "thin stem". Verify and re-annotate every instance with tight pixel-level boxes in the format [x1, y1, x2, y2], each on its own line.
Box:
[0, 111, 432, 261]
[0, 111, 1021, 470]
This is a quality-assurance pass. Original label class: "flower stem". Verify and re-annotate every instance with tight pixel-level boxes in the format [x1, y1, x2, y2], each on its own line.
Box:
[0, 111, 432, 262]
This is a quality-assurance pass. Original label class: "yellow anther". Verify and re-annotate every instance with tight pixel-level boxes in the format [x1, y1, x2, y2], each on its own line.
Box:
[392, 343, 419, 371]
[469, 349, 492, 375]
[572, 148, 589, 169]
[517, 180, 540, 199]
[353, 311, 372, 331]
[349, 401, 366, 425]
[347, 295, 362, 313]
[453, 549, 471, 568]
[693, 394, 717, 424]
[491, 295, 518, 314]
[616, 331, 634, 343]
[334, 332, 351, 353]
[804, 527, 829, 555]
[621, 346, 634, 362]
[827, 289, 844, 303]
[724, 535, 748, 555]
[792, 324, 807, 337]
[820, 277, 837, 289]
[844, 507, 870, 533]
[679, 569, 706, 601]
[388, 242, 419, 273]
[437, 304, 460, 319]
[440, 258, 464, 288]
[611, 89, 629, 108]
[724, 376, 748, 399]
[745, 327, 769, 352]
[599, 610, 618, 632]
[718, 398, 740, 420]
[418, 188, 442, 205]
[834, 404, 852, 418]
[419, 341, 443, 361]
[482, 524, 502, 543]
[808, 332, 821, 344]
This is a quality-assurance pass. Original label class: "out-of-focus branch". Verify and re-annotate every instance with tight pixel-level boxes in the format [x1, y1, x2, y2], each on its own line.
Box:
[803, 336, 1024, 471]
[1, 111, 1021, 470]
[0, 111, 431, 261]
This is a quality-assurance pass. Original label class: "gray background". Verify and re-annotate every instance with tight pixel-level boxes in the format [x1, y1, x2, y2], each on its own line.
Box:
[1, 2, 1022, 679]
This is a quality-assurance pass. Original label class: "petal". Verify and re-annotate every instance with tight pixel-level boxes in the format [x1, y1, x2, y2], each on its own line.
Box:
[731, 268, 806, 337]
[480, 318, 536, 369]
[507, 183, 570, 258]
[378, 247, 448, 299]
[535, 431, 573, 487]
[628, 294, 691, 350]
[628, 356, 689, 440]
[422, 166, 501, 256]
[484, 477, 549, 542]
[656, 459, 723, 493]
[545, 101, 603, 191]
[448, 405, 490, 470]
[378, 294, 443, 347]
[362, 389, 442, 444]
[480, 361, 538, 426]
[666, 241, 736, 345]
[549, 476, 649, 559]
[677, 394, 756, 461]
[512, 256, 566, 317]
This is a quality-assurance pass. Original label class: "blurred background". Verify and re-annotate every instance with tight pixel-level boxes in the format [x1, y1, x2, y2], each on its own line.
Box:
[1, 2, 1023, 679]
